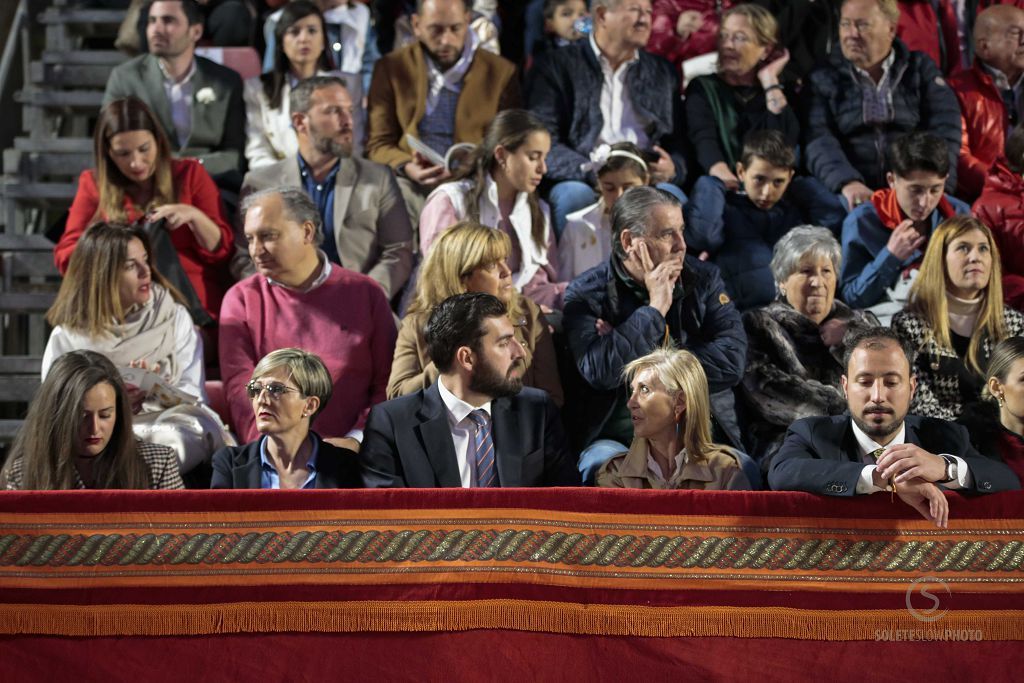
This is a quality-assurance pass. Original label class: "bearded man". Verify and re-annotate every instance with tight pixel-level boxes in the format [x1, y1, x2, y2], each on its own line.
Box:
[238, 76, 414, 301]
[360, 292, 578, 488]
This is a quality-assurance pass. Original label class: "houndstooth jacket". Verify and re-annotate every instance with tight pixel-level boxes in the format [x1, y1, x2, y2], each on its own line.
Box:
[891, 306, 1024, 421]
[2, 440, 184, 490]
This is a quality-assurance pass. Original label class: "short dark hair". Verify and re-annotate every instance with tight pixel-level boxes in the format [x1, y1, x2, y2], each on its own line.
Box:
[425, 293, 508, 373]
[740, 130, 796, 169]
[544, 0, 578, 20]
[1006, 124, 1024, 174]
[143, 0, 203, 26]
[290, 75, 349, 115]
[610, 186, 682, 259]
[887, 132, 950, 178]
[842, 326, 917, 373]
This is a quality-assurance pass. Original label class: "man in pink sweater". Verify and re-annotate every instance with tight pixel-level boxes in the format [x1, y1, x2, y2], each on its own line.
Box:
[220, 187, 397, 449]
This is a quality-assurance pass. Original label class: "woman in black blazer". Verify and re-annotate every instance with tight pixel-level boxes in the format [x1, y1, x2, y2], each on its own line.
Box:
[211, 348, 360, 489]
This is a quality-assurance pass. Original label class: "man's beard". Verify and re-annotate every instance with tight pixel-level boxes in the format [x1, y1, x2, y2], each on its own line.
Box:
[851, 405, 904, 441]
[469, 358, 524, 399]
[310, 128, 352, 159]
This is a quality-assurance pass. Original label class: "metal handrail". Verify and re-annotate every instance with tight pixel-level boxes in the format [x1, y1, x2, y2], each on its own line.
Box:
[0, 0, 28, 105]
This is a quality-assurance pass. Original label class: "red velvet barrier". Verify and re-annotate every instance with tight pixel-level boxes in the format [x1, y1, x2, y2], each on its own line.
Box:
[0, 488, 1022, 680]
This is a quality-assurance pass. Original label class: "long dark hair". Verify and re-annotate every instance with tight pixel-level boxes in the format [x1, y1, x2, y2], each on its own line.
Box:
[262, 0, 335, 110]
[94, 97, 175, 221]
[0, 351, 149, 490]
[47, 222, 185, 337]
[458, 109, 549, 251]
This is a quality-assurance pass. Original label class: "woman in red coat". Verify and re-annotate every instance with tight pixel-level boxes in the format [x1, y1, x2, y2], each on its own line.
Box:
[973, 125, 1024, 311]
[55, 97, 234, 323]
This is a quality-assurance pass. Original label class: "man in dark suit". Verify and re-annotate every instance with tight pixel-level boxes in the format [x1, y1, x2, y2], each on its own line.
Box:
[770, 327, 1020, 526]
[103, 0, 246, 187]
[360, 292, 578, 488]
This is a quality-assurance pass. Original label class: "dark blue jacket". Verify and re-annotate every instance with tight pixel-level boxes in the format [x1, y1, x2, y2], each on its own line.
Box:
[526, 40, 686, 185]
[803, 39, 961, 193]
[839, 194, 970, 308]
[563, 255, 747, 448]
[685, 175, 846, 310]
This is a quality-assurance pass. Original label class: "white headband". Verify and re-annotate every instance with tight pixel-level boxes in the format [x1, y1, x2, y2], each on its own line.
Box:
[582, 144, 649, 174]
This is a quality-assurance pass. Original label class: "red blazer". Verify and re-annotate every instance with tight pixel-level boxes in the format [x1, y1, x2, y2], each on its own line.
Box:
[950, 62, 1008, 202]
[55, 158, 234, 320]
[973, 161, 1024, 310]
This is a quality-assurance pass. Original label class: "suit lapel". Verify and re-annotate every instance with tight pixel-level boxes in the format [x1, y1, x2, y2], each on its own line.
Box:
[142, 55, 178, 148]
[234, 448, 262, 489]
[411, 44, 427, 132]
[415, 384, 462, 487]
[491, 397, 522, 487]
[839, 418, 861, 463]
[332, 159, 356, 267]
[186, 59, 211, 149]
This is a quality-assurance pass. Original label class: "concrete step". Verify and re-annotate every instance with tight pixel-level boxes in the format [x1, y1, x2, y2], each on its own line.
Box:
[14, 89, 104, 109]
[0, 180, 77, 201]
[38, 8, 124, 25]
[14, 137, 93, 153]
[4, 149, 92, 179]
[42, 50, 127, 66]
[31, 62, 115, 88]
[0, 420, 24, 443]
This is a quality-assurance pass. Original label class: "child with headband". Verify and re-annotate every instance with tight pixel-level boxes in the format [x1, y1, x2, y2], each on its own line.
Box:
[559, 142, 650, 280]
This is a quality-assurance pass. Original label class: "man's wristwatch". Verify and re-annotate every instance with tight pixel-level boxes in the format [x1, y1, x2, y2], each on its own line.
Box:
[938, 455, 958, 483]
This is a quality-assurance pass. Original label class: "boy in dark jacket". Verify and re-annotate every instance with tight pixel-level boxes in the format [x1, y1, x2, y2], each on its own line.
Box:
[685, 131, 845, 310]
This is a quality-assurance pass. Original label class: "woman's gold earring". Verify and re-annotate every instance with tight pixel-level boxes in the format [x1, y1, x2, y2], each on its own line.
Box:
[998, 394, 1006, 407]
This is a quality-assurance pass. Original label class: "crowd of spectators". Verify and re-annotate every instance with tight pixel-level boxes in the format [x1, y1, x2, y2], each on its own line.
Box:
[5, 0, 1024, 528]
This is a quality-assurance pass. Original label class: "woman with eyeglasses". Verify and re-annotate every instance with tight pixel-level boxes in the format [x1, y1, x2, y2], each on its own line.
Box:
[684, 3, 798, 190]
[211, 348, 361, 489]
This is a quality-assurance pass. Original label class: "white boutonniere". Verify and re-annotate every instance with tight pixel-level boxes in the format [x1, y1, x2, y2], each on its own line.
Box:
[195, 87, 216, 104]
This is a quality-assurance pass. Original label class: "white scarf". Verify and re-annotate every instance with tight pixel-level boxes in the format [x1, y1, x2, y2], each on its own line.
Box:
[425, 30, 479, 116]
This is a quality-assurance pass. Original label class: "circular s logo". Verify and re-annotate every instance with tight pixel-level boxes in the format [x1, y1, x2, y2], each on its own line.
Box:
[905, 576, 950, 623]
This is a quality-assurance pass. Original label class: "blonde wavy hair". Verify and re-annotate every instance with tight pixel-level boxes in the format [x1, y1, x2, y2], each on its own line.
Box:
[906, 216, 1007, 374]
[622, 348, 716, 462]
[408, 221, 524, 323]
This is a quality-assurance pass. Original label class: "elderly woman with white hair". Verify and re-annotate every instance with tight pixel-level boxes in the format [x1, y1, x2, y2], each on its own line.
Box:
[740, 225, 878, 465]
[211, 348, 361, 489]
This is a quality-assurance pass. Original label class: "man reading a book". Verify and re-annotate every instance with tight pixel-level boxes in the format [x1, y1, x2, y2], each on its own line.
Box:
[365, 0, 520, 224]
[238, 76, 414, 304]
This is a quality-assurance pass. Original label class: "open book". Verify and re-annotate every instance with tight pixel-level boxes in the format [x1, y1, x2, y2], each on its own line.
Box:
[405, 134, 475, 173]
[119, 367, 198, 409]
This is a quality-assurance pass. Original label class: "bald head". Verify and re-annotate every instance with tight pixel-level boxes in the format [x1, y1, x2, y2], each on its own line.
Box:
[974, 4, 1024, 80]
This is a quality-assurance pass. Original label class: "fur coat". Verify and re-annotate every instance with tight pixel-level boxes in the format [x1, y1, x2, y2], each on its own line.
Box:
[741, 299, 878, 465]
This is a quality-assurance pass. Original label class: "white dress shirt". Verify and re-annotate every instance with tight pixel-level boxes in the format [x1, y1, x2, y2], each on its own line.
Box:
[158, 58, 197, 148]
[437, 376, 492, 488]
[588, 34, 649, 150]
[851, 420, 972, 494]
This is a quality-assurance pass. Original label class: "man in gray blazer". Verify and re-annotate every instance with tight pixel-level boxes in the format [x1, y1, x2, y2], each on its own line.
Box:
[238, 76, 414, 302]
[103, 0, 246, 184]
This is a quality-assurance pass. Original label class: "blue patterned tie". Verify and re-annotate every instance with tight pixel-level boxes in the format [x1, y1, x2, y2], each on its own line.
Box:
[468, 409, 497, 488]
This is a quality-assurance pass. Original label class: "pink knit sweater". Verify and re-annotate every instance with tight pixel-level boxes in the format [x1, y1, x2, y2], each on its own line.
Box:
[219, 267, 397, 443]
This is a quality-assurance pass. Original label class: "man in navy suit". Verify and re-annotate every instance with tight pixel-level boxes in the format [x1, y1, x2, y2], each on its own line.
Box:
[769, 327, 1019, 526]
[360, 292, 578, 488]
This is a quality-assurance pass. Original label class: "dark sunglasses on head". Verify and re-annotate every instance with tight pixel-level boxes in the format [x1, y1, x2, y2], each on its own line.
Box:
[245, 380, 301, 400]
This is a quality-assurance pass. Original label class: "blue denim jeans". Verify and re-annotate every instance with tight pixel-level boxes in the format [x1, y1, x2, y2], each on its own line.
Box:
[578, 438, 629, 485]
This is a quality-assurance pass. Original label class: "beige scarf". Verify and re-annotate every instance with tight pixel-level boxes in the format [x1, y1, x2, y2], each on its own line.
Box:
[86, 283, 182, 384]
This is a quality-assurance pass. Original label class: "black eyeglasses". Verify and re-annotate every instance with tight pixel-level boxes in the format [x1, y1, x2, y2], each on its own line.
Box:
[246, 380, 301, 400]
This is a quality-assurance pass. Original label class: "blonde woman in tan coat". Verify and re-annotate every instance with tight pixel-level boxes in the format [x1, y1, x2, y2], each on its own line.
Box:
[597, 348, 751, 490]
[388, 221, 563, 405]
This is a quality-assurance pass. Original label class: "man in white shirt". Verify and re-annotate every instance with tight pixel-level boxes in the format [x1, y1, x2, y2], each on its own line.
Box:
[526, 0, 687, 237]
[104, 0, 246, 187]
[359, 292, 578, 488]
[769, 327, 1020, 526]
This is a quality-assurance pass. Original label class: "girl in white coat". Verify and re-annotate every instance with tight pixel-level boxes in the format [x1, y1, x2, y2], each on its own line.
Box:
[418, 109, 567, 310]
